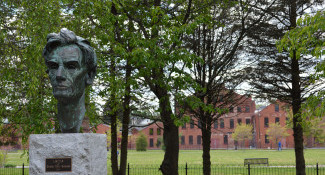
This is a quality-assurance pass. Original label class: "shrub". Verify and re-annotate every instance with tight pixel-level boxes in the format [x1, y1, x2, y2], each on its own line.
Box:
[5, 164, 15, 168]
[136, 133, 148, 151]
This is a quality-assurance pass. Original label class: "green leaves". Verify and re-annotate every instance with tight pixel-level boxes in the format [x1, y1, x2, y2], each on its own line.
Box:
[233, 124, 253, 142]
[0, 0, 106, 144]
[0, 0, 247, 148]
[277, 11, 324, 60]
[277, 11, 325, 130]
[266, 123, 289, 145]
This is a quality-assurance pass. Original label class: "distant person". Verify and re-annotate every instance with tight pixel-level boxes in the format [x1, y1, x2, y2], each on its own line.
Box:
[278, 141, 282, 151]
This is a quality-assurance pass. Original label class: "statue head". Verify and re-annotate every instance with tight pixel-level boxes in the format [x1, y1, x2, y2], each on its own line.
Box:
[43, 28, 97, 101]
[43, 28, 97, 133]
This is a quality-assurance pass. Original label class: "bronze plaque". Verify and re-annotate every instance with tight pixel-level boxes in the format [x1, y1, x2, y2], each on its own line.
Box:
[46, 158, 72, 172]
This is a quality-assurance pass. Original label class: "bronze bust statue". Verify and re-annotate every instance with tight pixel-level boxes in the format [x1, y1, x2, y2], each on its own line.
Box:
[43, 28, 97, 133]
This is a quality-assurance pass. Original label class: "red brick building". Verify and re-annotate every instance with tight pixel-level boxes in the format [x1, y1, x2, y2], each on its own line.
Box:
[129, 98, 322, 150]
[130, 123, 164, 149]
[130, 95, 260, 149]
[93, 123, 110, 134]
[253, 101, 294, 149]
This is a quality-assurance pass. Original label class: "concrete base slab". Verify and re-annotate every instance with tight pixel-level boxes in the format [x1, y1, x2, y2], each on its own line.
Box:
[29, 133, 107, 175]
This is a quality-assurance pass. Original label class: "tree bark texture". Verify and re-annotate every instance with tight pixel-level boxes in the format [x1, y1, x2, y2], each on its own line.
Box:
[202, 119, 212, 175]
[157, 90, 179, 175]
[110, 111, 118, 175]
[160, 121, 179, 175]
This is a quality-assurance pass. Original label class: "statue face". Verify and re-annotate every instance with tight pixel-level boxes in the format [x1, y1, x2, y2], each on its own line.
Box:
[46, 45, 87, 101]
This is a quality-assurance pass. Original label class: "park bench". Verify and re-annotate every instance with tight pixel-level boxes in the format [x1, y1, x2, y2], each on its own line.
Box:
[244, 158, 268, 166]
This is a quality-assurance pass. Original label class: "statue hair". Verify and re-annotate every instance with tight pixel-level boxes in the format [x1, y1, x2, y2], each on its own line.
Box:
[43, 28, 97, 75]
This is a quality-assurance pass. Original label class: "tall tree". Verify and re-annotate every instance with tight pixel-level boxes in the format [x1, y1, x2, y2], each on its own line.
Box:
[125, 2, 194, 174]
[183, 1, 272, 174]
[246, 1, 323, 174]
[278, 10, 325, 148]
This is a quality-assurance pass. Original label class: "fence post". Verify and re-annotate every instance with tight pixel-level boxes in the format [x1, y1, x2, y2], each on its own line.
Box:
[247, 164, 250, 175]
[128, 163, 129, 175]
[22, 163, 24, 175]
[185, 162, 188, 175]
[316, 162, 319, 175]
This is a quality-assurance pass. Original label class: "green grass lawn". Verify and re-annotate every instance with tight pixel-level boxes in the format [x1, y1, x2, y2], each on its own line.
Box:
[118, 149, 325, 165]
[4, 149, 325, 166]
[4, 150, 28, 167]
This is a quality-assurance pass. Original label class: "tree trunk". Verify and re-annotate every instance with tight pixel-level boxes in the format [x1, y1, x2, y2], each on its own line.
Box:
[202, 119, 212, 175]
[109, 57, 118, 175]
[110, 111, 118, 175]
[291, 57, 306, 175]
[289, 0, 306, 174]
[118, 61, 132, 175]
[158, 90, 179, 175]
[292, 104, 306, 175]
[160, 121, 179, 175]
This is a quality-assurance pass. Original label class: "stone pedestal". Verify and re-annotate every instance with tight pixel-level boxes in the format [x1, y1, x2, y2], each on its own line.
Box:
[29, 133, 107, 175]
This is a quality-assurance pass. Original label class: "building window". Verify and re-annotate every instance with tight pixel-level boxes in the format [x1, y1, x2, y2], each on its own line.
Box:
[264, 117, 269, 127]
[275, 104, 279, 112]
[275, 117, 280, 124]
[229, 107, 234, 113]
[182, 123, 186, 129]
[150, 138, 154, 147]
[181, 136, 185, 145]
[214, 120, 218, 129]
[220, 119, 224, 128]
[230, 119, 234, 129]
[265, 135, 269, 144]
[190, 120, 194, 129]
[224, 135, 228, 145]
[237, 119, 242, 125]
[237, 107, 242, 113]
[157, 128, 161, 135]
[197, 135, 202, 145]
[157, 139, 161, 147]
[246, 118, 250, 125]
[245, 106, 250, 112]
[189, 135, 193, 145]
[149, 128, 154, 135]
[198, 120, 202, 129]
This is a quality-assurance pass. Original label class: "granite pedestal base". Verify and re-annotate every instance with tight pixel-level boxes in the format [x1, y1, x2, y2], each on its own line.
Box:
[29, 133, 107, 175]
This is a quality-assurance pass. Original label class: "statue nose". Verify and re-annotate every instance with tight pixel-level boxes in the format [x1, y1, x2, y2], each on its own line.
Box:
[56, 66, 66, 81]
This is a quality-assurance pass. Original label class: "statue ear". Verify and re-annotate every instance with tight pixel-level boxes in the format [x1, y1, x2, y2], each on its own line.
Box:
[86, 69, 96, 86]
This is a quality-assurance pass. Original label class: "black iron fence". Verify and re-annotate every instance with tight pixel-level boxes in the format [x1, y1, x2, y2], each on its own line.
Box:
[0, 163, 324, 175]
[0, 163, 28, 175]
[117, 163, 325, 175]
